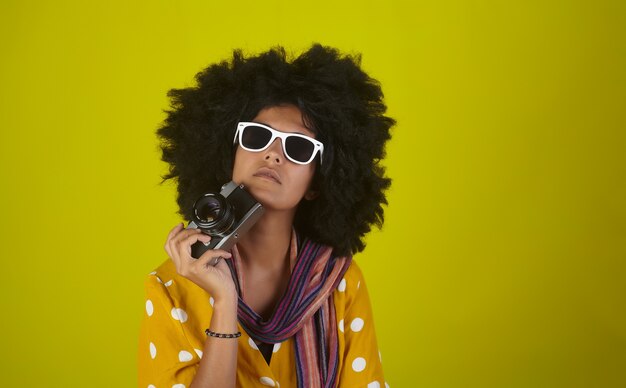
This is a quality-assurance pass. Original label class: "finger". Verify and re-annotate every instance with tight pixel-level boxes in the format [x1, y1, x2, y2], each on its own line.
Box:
[171, 226, 203, 247]
[167, 239, 182, 270]
[165, 241, 172, 259]
[208, 256, 222, 268]
[168, 226, 197, 264]
[166, 224, 187, 256]
[197, 248, 232, 262]
[171, 228, 204, 261]
[195, 248, 232, 269]
[164, 223, 183, 256]
[167, 222, 184, 242]
[178, 232, 212, 260]
[214, 256, 231, 270]
[164, 238, 171, 256]
[199, 257, 224, 273]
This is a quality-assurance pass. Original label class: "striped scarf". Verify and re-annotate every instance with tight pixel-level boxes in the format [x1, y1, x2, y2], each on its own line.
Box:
[226, 231, 352, 388]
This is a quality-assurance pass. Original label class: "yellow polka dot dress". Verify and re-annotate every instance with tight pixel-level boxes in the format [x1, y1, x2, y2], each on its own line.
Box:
[138, 259, 387, 387]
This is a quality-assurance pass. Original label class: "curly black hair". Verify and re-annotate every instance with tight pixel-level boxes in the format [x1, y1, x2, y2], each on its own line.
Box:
[157, 44, 395, 256]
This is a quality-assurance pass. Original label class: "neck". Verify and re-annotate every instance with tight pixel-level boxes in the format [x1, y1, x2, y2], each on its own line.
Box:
[237, 208, 295, 271]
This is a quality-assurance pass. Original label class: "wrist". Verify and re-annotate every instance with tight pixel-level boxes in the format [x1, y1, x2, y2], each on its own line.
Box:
[213, 297, 237, 312]
[212, 288, 237, 308]
[212, 295, 238, 319]
[209, 301, 238, 334]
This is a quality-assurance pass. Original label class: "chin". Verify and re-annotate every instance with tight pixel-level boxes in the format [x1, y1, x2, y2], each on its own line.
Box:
[252, 191, 299, 212]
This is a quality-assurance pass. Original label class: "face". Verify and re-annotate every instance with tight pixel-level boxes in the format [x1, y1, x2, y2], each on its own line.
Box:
[232, 104, 318, 212]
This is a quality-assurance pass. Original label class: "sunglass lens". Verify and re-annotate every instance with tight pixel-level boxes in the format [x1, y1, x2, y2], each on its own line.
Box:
[285, 136, 315, 163]
[241, 125, 272, 150]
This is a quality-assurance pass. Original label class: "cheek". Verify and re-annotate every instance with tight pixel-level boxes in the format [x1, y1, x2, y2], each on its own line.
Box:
[296, 166, 316, 191]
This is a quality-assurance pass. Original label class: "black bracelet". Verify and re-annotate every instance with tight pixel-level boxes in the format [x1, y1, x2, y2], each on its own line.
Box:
[205, 329, 241, 339]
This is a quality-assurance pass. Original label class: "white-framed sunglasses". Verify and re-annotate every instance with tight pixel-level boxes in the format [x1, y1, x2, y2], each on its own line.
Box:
[233, 122, 324, 165]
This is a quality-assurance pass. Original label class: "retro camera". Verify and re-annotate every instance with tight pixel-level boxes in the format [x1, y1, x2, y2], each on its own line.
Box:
[188, 181, 264, 258]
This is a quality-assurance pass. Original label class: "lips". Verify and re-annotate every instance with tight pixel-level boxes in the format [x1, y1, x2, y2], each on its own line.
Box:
[253, 167, 282, 184]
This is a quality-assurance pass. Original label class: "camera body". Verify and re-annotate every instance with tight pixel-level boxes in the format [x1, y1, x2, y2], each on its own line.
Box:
[188, 181, 264, 258]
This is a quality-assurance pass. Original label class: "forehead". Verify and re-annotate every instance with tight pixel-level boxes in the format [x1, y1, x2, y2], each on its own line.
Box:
[252, 105, 316, 138]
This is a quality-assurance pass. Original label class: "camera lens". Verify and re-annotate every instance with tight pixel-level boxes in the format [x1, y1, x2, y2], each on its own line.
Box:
[196, 196, 221, 222]
[192, 193, 235, 237]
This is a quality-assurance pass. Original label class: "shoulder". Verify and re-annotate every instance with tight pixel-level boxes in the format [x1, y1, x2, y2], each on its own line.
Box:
[142, 259, 213, 336]
[143, 259, 176, 293]
[341, 259, 366, 293]
[143, 259, 207, 303]
[149, 258, 178, 282]
[332, 258, 371, 313]
[344, 259, 364, 279]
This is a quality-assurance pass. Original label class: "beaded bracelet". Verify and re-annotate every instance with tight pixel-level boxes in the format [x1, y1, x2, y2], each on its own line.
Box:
[205, 329, 241, 339]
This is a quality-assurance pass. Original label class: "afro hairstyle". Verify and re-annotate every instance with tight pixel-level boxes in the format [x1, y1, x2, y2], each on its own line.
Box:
[157, 43, 395, 256]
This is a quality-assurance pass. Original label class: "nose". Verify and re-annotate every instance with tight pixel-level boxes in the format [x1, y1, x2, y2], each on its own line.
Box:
[263, 138, 284, 164]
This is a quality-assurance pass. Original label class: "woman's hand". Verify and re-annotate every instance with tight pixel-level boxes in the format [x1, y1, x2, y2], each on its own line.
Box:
[164, 223, 237, 306]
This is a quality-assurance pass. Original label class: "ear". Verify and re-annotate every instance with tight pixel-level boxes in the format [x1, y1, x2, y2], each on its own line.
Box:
[304, 190, 319, 201]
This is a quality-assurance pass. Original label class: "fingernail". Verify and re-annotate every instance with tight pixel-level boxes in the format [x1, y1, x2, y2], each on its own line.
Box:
[201, 236, 212, 245]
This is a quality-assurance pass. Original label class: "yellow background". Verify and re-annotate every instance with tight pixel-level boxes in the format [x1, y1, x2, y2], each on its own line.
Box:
[1, 1, 625, 387]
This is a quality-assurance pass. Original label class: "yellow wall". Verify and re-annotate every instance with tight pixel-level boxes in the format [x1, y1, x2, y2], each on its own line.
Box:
[1, 1, 624, 386]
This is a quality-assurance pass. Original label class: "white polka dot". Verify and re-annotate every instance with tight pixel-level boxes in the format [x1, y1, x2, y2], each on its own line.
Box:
[194, 348, 203, 358]
[338, 319, 344, 332]
[155, 276, 163, 283]
[149, 271, 156, 275]
[171, 307, 188, 323]
[149, 342, 156, 359]
[338, 278, 347, 292]
[178, 350, 193, 362]
[172, 385, 186, 388]
[259, 376, 275, 386]
[350, 318, 365, 332]
[146, 300, 154, 316]
[248, 337, 259, 350]
[209, 297, 214, 307]
[273, 342, 281, 353]
[352, 357, 366, 372]
[385, 382, 390, 388]
[368, 382, 381, 388]
[164, 280, 173, 287]
[148, 385, 156, 388]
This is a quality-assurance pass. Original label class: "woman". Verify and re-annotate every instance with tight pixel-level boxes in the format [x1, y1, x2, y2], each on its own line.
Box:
[139, 44, 394, 388]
